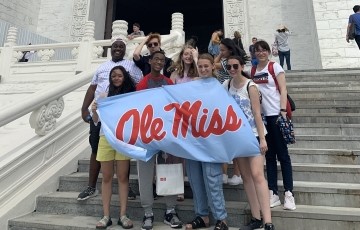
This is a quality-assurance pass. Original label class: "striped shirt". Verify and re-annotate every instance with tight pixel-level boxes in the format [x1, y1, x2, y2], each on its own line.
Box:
[91, 59, 143, 99]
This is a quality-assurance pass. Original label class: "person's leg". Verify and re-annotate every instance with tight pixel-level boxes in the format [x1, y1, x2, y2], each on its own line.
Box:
[116, 160, 130, 217]
[355, 35, 360, 49]
[202, 162, 227, 223]
[278, 51, 285, 68]
[88, 120, 101, 188]
[100, 161, 114, 217]
[222, 163, 228, 184]
[285, 50, 291, 70]
[248, 156, 272, 224]
[265, 116, 279, 194]
[137, 155, 156, 215]
[228, 158, 242, 185]
[236, 158, 261, 220]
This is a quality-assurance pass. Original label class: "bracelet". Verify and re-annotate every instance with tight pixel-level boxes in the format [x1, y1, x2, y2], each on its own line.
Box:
[280, 109, 287, 112]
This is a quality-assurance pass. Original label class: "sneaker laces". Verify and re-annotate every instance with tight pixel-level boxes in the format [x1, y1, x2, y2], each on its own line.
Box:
[85, 186, 95, 194]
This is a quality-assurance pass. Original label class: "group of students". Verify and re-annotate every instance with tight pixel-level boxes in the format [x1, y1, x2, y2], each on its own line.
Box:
[79, 30, 296, 230]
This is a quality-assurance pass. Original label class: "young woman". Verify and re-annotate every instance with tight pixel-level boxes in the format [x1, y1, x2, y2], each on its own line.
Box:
[185, 53, 228, 230]
[208, 29, 223, 56]
[252, 40, 296, 211]
[169, 44, 199, 201]
[214, 38, 248, 184]
[93, 66, 136, 229]
[223, 56, 275, 230]
[275, 25, 291, 70]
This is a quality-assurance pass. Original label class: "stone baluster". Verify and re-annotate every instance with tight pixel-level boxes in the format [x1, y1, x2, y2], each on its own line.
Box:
[111, 20, 128, 41]
[170, 13, 185, 53]
[83, 21, 95, 42]
[171, 13, 184, 31]
[4, 27, 17, 47]
[0, 27, 20, 81]
[37, 49, 55, 61]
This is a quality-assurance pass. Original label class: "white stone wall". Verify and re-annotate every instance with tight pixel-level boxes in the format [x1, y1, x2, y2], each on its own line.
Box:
[313, 0, 360, 68]
[0, 0, 41, 32]
[88, 0, 107, 40]
[36, 0, 75, 42]
[246, 0, 322, 70]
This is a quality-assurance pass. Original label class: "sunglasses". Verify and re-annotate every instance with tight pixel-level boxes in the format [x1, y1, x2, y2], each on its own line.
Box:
[147, 42, 159, 48]
[225, 64, 240, 70]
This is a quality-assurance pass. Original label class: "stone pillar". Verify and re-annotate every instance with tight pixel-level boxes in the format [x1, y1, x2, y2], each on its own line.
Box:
[223, 0, 247, 43]
[111, 20, 128, 41]
[75, 20, 96, 72]
[170, 13, 185, 51]
[0, 27, 19, 82]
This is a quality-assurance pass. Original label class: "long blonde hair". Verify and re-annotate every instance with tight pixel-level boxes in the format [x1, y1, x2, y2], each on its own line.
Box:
[168, 44, 198, 78]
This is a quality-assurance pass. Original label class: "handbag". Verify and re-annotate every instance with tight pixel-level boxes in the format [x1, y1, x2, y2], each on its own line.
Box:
[155, 154, 184, 196]
[272, 42, 279, 57]
[276, 115, 296, 145]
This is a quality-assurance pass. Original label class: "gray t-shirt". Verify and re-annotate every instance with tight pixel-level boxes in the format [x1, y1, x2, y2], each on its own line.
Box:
[275, 32, 290, 52]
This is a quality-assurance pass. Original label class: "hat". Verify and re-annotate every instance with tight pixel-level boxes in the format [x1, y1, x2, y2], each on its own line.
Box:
[111, 37, 127, 45]
[277, 25, 286, 30]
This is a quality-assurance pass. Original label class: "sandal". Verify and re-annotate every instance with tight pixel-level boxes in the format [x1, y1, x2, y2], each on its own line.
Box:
[118, 215, 134, 229]
[96, 216, 112, 229]
[214, 220, 228, 230]
[177, 194, 185, 202]
[185, 216, 209, 229]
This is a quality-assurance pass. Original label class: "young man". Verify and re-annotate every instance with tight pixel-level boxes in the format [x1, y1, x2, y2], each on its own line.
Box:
[136, 51, 182, 230]
[78, 39, 143, 201]
[127, 23, 145, 40]
[249, 37, 258, 66]
[347, 5, 360, 49]
[133, 33, 173, 78]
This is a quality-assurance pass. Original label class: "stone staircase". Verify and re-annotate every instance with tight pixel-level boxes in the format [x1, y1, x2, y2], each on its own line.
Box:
[8, 70, 360, 230]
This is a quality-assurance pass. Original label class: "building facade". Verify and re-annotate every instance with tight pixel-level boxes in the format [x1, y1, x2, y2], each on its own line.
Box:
[1, 0, 359, 69]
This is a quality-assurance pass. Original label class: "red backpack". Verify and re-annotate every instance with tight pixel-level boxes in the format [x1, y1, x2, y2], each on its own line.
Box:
[251, 62, 295, 119]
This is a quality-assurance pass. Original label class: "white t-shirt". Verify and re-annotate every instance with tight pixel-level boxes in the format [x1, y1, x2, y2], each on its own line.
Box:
[250, 62, 284, 116]
[223, 79, 267, 137]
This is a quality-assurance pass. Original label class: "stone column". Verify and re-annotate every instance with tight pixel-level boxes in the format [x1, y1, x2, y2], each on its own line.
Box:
[75, 20, 96, 72]
[223, 0, 247, 44]
[170, 13, 185, 51]
[0, 27, 19, 82]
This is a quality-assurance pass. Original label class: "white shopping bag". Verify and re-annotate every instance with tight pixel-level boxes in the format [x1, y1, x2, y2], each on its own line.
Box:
[156, 163, 184, 196]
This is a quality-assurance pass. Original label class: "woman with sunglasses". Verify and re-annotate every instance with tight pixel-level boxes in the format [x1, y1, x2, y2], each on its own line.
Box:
[184, 53, 229, 230]
[133, 33, 173, 77]
[251, 40, 296, 212]
[214, 38, 247, 186]
[223, 56, 275, 230]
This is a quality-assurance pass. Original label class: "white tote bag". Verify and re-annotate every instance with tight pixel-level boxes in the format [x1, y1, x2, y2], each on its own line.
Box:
[156, 161, 184, 196]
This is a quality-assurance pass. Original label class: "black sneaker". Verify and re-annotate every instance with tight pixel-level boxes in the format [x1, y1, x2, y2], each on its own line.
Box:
[214, 220, 228, 230]
[242, 217, 263, 230]
[141, 215, 154, 230]
[264, 223, 275, 230]
[77, 186, 98, 201]
[128, 186, 136, 200]
[164, 211, 183, 228]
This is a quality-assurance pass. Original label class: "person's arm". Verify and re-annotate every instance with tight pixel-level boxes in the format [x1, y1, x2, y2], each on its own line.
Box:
[214, 55, 223, 70]
[276, 72, 288, 119]
[191, 47, 199, 64]
[133, 37, 148, 61]
[129, 63, 143, 84]
[81, 84, 96, 122]
[136, 79, 147, 91]
[248, 84, 268, 155]
[90, 101, 99, 124]
[346, 23, 352, 43]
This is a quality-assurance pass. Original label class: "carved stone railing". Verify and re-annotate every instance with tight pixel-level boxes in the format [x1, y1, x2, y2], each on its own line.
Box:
[0, 12, 185, 136]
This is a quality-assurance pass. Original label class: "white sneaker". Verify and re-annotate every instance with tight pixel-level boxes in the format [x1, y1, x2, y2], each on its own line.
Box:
[222, 174, 228, 184]
[283, 191, 296, 210]
[269, 190, 281, 208]
[228, 175, 243, 185]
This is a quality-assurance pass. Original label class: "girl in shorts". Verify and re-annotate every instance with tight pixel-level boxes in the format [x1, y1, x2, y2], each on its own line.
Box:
[92, 65, 136, 229]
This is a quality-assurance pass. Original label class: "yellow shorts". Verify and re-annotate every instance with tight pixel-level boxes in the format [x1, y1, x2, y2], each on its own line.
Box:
[96, 136, 131, 161]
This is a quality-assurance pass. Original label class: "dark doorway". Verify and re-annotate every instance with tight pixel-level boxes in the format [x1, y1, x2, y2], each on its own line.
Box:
[110, 0, 223, 53]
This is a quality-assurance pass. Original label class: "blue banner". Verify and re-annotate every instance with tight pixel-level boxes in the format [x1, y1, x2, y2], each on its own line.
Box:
[97, 78, 260, 162]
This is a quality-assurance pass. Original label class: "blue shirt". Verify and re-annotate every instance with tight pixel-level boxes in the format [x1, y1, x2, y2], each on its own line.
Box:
[349, 13, 360, 35]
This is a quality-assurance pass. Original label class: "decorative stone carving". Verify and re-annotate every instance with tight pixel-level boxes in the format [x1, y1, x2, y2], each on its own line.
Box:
[29, 97, 64, 136]
[37, 49, 55, 61]
[71, 47, 79, 59]
[112, 20, 128, 41]
[82, 21, 95, 42]
[5, 27, 18, 47]
[172, 13, 183, 31]
[223, 0, 246, 39]
[70, 0, 89, 42]
[92, 46, 104, 58]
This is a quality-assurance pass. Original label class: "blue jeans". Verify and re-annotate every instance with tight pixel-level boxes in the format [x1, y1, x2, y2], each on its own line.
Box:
[278, 50, 291, 70]
[185, 159, 227, 220]
[265, 116, 293, 194]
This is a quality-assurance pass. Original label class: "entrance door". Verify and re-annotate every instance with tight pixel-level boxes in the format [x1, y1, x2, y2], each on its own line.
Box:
[109, 0, 223, 53]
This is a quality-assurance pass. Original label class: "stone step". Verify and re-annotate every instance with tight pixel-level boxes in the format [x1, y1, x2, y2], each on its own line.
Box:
[286, 71, 360, 81]
[7, 213, 238, 230]
[292, 135, 360, 149]
[295, 107, 360, 114]
[294, 123, 360, 136]
[291, 113, 360, 124]
[288, 86, 360, 93]
[289, 92, 360, 99]
[289, 148, 360, 165]
[28, 192, 360, 229]
[294, 99, 359, 106]
[58, 173, 360, 208]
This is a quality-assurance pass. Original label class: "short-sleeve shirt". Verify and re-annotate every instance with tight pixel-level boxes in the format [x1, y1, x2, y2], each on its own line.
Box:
[349, 13, 360, 35]
[136, 73, 173, 91]
[275, 32, 290, 52]
[134, 55, 173, 78]
[91, 59, 143, 99]
[250, 62, 285, 116]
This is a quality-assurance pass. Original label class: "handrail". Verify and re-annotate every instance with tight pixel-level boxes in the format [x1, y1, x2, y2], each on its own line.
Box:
[0, 69, 95, 127]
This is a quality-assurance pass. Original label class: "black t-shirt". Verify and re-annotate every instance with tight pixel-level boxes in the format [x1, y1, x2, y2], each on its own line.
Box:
[133, 55, 173, 78]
